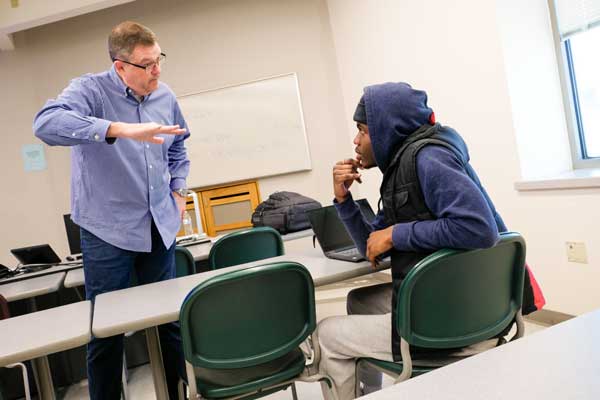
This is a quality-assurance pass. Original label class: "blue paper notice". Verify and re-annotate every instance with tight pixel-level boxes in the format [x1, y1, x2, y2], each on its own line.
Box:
[22, 143, 47, 171]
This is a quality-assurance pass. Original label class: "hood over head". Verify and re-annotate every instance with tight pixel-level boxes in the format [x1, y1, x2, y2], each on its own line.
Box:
[362, 82, 434, 172]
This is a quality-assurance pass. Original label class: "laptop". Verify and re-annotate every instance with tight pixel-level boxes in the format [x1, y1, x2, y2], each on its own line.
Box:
[10, 244, 61, 266]
[63, 214, 83, 260]
[307, 198, 377, 262]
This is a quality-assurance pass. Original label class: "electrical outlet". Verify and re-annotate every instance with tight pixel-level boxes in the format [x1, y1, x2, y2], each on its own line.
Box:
[566, 241, 588, 264]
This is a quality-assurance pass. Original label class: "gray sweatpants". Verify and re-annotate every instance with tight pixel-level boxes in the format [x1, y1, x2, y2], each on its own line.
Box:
[316, 282, 499, 399]
[317, 283, 393, 400]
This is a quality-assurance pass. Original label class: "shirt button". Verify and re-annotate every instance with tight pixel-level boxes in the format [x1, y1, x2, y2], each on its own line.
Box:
[94, 134, 100, 141]
[149, 165, 153, 169]
[146, 144, 150, 149]
[72, 133, 76, 136]
[150, 186, 154, 190]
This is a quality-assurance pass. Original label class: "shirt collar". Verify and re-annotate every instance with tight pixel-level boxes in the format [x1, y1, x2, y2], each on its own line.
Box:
[109, 64, 157, 103]
[109, 64, 129, 95]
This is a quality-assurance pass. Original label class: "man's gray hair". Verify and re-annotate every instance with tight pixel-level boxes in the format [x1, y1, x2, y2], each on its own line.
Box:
[108, 21, 157, 61]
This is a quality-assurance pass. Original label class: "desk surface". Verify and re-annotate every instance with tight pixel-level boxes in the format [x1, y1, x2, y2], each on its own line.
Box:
[64, 269, 84, 289]
[0, 301, 91, 367]
[0, 262, 81, 285]
[185, 229, 313, 261]
[362, 310, 600, 400]
[93, 247, 389, 338]
[0, 272, 66, 302]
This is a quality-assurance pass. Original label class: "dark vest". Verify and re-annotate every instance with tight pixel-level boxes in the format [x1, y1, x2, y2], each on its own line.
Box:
[380, 123, 470, 361]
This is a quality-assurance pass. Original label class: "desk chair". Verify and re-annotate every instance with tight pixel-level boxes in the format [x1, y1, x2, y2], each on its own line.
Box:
[175, 246, 196, 277]
[179, 261, 337, 400]
[208, 227, 284, 270]
[356, 232, 527, 394]
[0, 294, 32, 400]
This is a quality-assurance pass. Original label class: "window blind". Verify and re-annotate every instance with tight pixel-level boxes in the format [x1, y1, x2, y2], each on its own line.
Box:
[554, 0, 600, 39]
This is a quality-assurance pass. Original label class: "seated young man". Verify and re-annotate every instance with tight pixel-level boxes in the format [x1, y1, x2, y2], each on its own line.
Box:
[316, 82, 535, 399]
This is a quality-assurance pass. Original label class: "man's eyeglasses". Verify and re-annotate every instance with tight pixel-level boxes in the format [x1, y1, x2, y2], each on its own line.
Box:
[114, 53, 166, 73]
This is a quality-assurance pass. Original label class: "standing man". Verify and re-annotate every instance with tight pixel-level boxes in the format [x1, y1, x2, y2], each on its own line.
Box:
[34, 21, 189, 400]
[317, 82, 540, 399]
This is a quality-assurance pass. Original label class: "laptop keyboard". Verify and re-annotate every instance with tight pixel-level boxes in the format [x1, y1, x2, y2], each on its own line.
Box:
[336, 248, 361, 256]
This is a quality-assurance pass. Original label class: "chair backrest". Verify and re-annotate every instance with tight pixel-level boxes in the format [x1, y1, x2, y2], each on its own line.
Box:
[208, 227, 284, 270]
[179, 261, 316, 369]
[175, 246, 196, 277]
[396, 232, 526, 349]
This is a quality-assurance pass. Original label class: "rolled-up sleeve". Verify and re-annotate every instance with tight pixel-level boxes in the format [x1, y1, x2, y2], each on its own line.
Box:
[168, 100, 191, 190]
[33, 77, 113, 146]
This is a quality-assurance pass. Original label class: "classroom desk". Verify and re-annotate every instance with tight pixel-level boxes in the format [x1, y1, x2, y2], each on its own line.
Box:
[0, 301, 92, 400]
[0, 272, 65, 302]
[64, 268, 84, 289]
[62, 230, 315, 289]
[93, 247, 389, 400]
[185, 229, 314, 261]
[0, 272, 68, 399]
[362, 309, 600, 400]
[0, 262, 82, 285]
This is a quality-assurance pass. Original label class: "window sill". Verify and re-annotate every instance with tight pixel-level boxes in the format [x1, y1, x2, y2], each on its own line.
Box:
[514, 168, 600, 191]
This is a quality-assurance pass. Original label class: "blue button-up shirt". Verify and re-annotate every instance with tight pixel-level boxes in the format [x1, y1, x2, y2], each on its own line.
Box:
[33, 65, 190, 252]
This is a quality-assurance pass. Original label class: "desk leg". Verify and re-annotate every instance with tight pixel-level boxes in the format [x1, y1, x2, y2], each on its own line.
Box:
[26, 298, 56, 400]
[145, 326, 169, 400]
[31, 357, 56, 400]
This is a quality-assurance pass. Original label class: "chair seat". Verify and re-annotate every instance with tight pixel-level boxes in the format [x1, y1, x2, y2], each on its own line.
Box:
[196, 348, 306, 399]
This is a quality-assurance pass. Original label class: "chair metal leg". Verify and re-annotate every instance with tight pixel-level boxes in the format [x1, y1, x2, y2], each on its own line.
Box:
[394, 338, 412, 383]
[178, 378, 186, 400]
[512, 310, 525, 341]
[7, 363, 31, 400]
[185, 360, 199, 399]
[121, 361, 130, 400]
[290, 383, 298, 400]
[354, 360, 362, 398]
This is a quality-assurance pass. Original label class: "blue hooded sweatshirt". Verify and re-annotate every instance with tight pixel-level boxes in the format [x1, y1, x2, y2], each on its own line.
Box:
[336, 82, 500, 253]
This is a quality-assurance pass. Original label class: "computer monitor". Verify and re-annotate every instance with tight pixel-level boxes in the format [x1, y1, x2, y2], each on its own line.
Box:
[63, 214, 82, 255]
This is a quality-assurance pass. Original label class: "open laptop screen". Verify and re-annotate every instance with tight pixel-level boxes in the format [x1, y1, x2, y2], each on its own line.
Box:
[10, 244, 61, 265]
[307, 199, 376, 253]
[63, 214, 82, 255]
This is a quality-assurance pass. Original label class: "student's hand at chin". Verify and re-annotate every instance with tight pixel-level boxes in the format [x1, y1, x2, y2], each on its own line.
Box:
[332, 159, 362, 203]
[366, 226, 393, 268]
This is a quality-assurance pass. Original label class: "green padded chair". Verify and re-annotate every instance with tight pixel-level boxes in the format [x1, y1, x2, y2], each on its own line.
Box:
[175, 246, 196, 277]
[208, 227, 284, 270]
[179, 261, 337, 400]
[356, 232, 527, 392]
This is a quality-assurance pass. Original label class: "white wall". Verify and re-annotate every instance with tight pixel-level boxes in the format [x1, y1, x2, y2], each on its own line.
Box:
[326, 0, 600, 315]
[3, 0, 599, 315]
[0, 0, 350, 266]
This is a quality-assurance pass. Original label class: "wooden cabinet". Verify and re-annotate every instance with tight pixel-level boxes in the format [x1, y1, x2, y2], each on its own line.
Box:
[190, 181, 261, 237]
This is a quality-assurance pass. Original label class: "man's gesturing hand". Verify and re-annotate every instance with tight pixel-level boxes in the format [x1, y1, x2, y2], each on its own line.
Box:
[332, 158, 362, 203]
[108, 122, 186, 144]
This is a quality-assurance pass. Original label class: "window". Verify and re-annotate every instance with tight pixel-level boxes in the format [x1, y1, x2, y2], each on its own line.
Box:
[550, 0, 600, 166]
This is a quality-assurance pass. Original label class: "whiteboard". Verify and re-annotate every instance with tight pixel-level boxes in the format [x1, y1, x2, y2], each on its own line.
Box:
[178, 73, 312, 188]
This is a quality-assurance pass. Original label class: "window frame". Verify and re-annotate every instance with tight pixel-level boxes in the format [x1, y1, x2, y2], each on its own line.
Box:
[548, 0, 600, 169]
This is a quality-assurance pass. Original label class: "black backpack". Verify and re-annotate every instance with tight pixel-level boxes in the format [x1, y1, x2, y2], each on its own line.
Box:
[251, 191, 322, 234]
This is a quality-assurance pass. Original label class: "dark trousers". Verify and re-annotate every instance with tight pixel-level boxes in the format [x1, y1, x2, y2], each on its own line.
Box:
[81, 222, 185, 400]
